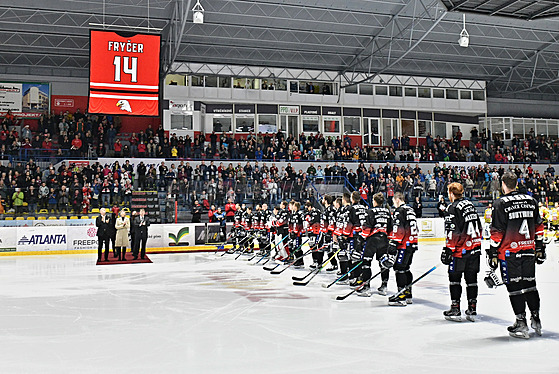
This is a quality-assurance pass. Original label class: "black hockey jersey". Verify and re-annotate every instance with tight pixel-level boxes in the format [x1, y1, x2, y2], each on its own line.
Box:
[241, 211, 253, 230]
[288, 210, 304, 235]
[321, 205, 336, 234]
[334, 205, 352, 237]
[389, 204, 418, 250]
[490, 191, 544, 260]
[444, 198, 482, 257]
[348, 203, 368, 234]
[305, 207, 321, 235]
[234, 209, 244, 228]
[362, 207, 392, 238]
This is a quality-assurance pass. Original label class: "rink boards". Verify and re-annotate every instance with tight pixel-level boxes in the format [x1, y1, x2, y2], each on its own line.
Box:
[0, 218, 446, 256]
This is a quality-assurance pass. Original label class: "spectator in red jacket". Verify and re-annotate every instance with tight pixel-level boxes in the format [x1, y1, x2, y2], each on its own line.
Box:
[225, 199, 236, 222]
[71, 134, 82, 156]
[208, 205, 216, 223]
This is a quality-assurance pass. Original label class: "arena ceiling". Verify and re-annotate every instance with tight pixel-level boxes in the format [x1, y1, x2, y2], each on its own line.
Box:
[1, 0, 559, 101]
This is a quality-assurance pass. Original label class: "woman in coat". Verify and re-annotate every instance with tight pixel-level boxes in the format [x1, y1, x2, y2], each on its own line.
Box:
[115, 210, 130, 261]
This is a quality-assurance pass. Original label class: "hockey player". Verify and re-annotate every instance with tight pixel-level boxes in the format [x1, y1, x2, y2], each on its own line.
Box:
[387, 192, 418, 306]
[488, 172, 545, 339]
[258, 203, 271, 255]
[334, 193, 352, 284]
[441, 182, 483, 322]
[240, 205, 254, 253]
[348, 191, 369, 287]
[550, 202, 559, 242]
[275, 201, 290, 261]
[322, 195, 338, 272]
[482, 203, 492, 239]
[229, 203, 245, 253]
[288, 201, 305, 267]
[356, 192, 392, 296]
[304, 201, 322, 268]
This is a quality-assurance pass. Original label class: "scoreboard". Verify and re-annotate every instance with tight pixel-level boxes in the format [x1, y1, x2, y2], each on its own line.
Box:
[88, 30, 161, 116]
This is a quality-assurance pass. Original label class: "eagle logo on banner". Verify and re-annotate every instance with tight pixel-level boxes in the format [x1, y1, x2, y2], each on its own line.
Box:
[116, 99, 132, 113]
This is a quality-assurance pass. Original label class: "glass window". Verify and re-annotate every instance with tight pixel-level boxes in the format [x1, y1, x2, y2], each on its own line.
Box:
[418, 88, 431, 98]
[205, 76, 218, 87]
[344, 117, 360, 135]
[524, 119, 535, 138]
[320, 83, 333, 95]
[473, 90, 485, 100]
[290, 81, 298, 93]
[345, 85, 358, 94]
[401, 120, 415, 136]
[389, 86, 402, 96]
[375, 85, 388, 95]
[490, 118, 504, 141]
[536, 119, 548, 137]
[446, 89, 459, 99]
[302, 116, 319, 133]
[299, 81, 320, 94]
[460, 90, 472, 99]
[369, 118, 380, 145]
[170, 114, 193, 130]
[280, 115, 287, 132]
[219, 77, 231, 88]
[165, 74, 186, 86]
[233, 78, 245, 89]
[433, 88, 445, 98]
[360, 84, 374, 95]
[245, 78, 256, 89]
[324, 117, 340, 133]
[191, 75, 203, 87]
[258, 115, 276, 133]
[434, 122, 446, 138]
[276, 79, 288, 91]
[418, 120, 432, 137]
[405, 87, 417, 97]
[235, 116, 255, 133]
[549, 120, 559, 138]
[512, 119, 524, 139]
[213, 116, 231, 133]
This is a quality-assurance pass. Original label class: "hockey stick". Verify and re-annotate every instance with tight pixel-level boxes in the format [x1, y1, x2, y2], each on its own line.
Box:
[220, 233, 255, 257]
[248, 233, 289, 262]
[322, 260, 363, 288]
[214, 230, 236, 254]
[270, 243, 327, 275]
[264, 238, 309, 272]
[292, 247, 341, 286]
[291, 243, 336, 282]
[390, 264, 439, 298]
[335, 269, 384, 300]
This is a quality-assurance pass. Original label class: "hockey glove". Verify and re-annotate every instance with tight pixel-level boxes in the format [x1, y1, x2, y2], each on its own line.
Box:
[535, 239, 546, 265]
[388, 240, 399, 256]
[486, 246, 499, 271]
[440, 247, 453, 266]
[380, 253, 396, 269]
[484, 270, 503, 289]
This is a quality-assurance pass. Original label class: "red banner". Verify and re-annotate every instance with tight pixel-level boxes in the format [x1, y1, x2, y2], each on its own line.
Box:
[88, 30, 161, 116]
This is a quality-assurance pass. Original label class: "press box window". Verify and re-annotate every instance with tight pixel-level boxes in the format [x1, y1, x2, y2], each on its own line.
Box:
[405, 87, 417, 97]
[418, 88, 431, 98]
[446, 89, 459, 99]
[360, 84, 374, 95]
[213, 116, 231, 133]
[191, 75, 204, 87]
[170, 114, 193, 130]
[235, 116, 255, 133]
[473, 90, 485, 100]
[433, 89, 445, 98]
[345, 85, 358, 94]
[343, 117, 360, 135]
[460, 90, 472, 100]
[205, 76, 218, 87]
[375, 85, 388, 95]
[389, 86, 402, 97]
[258, 115, 277, 134]
[302, 116, 319, 133]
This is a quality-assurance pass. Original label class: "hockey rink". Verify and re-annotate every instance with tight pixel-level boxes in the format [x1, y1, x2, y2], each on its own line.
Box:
[0, 243, 558, 373]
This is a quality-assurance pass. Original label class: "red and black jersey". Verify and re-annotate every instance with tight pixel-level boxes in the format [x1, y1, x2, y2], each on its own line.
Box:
[252, 210, 263, 230]
[362, 207, 392, 238]
[334, 205, 352, 237]
[288, 210, 304, 235]
[348, 203, 368, 234]
[234, 209, 244, 228]
[490, 191, 544, 260]
[275, 208, 289, 228]
[241, 211, 253, 230]
[389, 204, 418, 249]
[260, 208, 271, 231]
[305, 207, 321, 235]
[444, 198, 482, 257]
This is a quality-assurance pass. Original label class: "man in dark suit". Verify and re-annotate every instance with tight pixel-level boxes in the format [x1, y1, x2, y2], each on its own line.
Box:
[133, 208, 150, 259]
[96, 208, 111, 261]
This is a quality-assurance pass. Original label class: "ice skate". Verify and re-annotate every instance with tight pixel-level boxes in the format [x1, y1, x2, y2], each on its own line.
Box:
[388, 293, 407, 306]
[404, 289, 413, 304]
[508, 315, 530, 339]
[443, 301, 462, 322]
[530, 312, 542, 336]
[325, 264, 338, 273]
[377, 282, 387, 296]
[465, 299, 477, 322]
[356, 283, 372, 297]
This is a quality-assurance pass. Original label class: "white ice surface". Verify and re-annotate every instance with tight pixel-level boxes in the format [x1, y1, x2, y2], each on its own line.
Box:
[0, 243, 558, 374]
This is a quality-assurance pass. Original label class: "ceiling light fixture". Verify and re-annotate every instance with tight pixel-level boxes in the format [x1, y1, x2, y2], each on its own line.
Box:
[459, 13, 469, 48]
[192, 0, 205, 24]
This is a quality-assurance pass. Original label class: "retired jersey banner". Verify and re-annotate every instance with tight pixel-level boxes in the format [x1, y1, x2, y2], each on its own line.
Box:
[88, 30, 161, 116]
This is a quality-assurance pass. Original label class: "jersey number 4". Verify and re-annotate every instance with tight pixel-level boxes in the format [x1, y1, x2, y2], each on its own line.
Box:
[519, 219, 530, 239]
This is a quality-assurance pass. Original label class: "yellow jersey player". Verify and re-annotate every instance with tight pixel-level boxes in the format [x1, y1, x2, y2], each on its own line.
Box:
[482, 203, 492, 239]
[551, 203, 559, 242]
